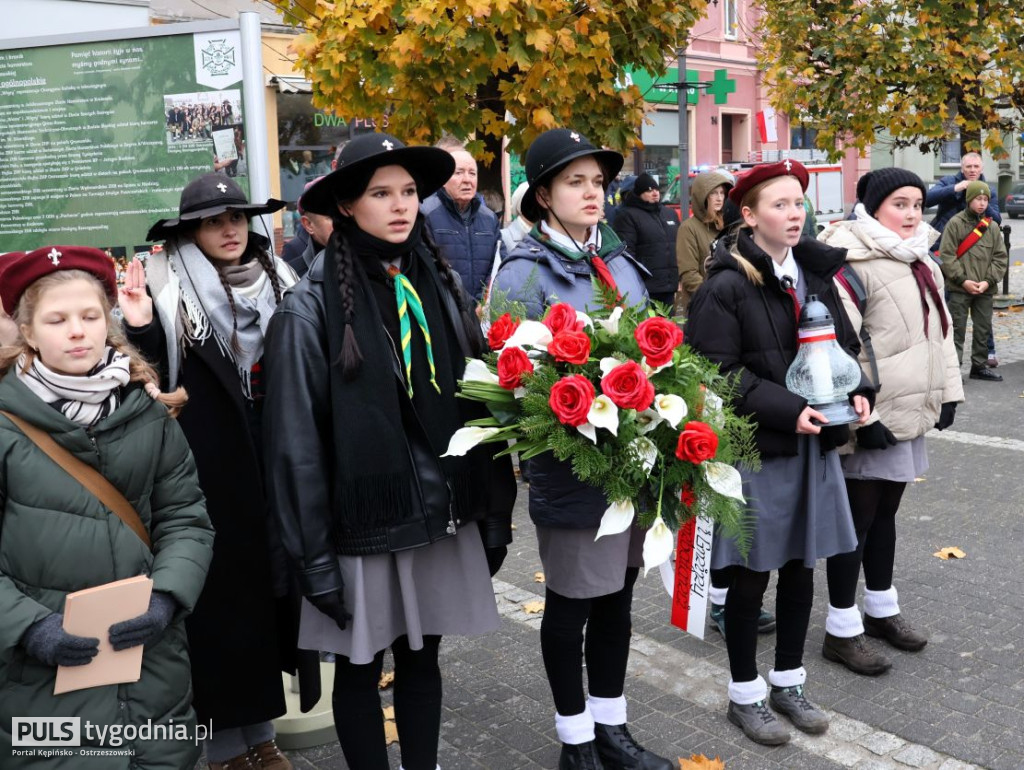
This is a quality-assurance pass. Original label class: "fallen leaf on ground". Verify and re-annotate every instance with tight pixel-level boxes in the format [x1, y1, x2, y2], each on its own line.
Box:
[382, 706, 394, 719]
[679, 755, 725, 769]
[523, 600, 546, 614]
[1015, 261, 1022, 266]
[511, 523, 517, 531]
[384, 719, 399, 745]
[934, 546, 966, 560]
[996, 311, 1008, 317]
[379, 670, 395, 689]
[534, 571, 546, 583]
[913, 476, 926, 482]
[1011, 306, 1023, 313]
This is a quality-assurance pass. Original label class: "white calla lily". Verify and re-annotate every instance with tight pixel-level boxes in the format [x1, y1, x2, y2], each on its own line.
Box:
[576, 422, 598, 444]
[654, 393, 687, 428]
[594, 500, 635, 540]
[595, 306, 624, 334]
[587, 395, 619, 436]
[703, 388, 726, 429]
[636, 408, 664, 434]
[628, 436, 657, 476]
[441, 426, 500, 457]
[642, 516, 675, 575]
[502, 320, 553, 351]
[599, 356, 620, 375]
[704, 461, 745, 502]
[462, 358, 499, 384]
[575, 310, 594, 329]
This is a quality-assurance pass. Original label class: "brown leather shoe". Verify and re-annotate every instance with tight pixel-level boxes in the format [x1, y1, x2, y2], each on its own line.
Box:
[209, 753, 257, 770]
[864, 613, 928, 651]
[822, 632, 892, 676]
[248, 739, 293, 770]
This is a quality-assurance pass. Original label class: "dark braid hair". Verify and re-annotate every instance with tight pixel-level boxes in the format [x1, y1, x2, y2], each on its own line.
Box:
[214, 268, 243, 353]
[250, 241, 284, 303]
[327, 218, 364, 379]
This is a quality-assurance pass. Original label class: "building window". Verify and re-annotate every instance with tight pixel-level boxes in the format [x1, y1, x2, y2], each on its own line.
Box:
[724, 0, 739, 39]
[792, 125, 818, 150]
[940, 130, 961, 165]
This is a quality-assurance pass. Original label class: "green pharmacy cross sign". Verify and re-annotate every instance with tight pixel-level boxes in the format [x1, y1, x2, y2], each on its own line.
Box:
[625, 67, 736, 106]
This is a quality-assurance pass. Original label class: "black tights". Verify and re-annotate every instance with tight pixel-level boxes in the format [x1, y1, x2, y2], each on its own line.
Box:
[827, 478, 905, 608]
[725, 560, 813, 682]
[540, 568, 639, 716]
[331, 635, 442, 770]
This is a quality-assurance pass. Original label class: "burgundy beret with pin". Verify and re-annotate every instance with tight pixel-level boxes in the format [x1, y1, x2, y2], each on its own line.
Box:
[729, 159, 810, 206]
[0, 246, 117, 314]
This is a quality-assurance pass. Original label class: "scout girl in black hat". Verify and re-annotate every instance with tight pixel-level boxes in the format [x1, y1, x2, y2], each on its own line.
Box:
[120, 174, 299, 770]
[491, 129, 673, 770]
[686, 161, 874, 746]
[262, 133, 515, 770]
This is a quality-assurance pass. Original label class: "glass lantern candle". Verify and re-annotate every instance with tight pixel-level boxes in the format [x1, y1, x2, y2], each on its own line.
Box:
[785, 294, 862, 425]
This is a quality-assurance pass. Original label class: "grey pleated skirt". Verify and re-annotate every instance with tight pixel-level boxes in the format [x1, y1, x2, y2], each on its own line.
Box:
[298, 521, 500, 665]
[842, 435, 928, 483]
[537, 522, 645, 599]
[712, 434, 857, 572]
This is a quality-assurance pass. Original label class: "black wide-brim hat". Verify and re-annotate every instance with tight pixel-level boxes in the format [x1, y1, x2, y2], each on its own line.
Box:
[520, 128, 624, 222]
[147, 173, 285, 242]
[300, 133, 456, 216]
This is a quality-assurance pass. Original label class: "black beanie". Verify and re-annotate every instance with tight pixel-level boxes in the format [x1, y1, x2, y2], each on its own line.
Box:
[633, 173, 658, 195]
[858, 167, 927, 216]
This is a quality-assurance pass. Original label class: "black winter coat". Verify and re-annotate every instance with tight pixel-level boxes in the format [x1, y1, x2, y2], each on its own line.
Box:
[612, 194, 680, 294]
[126, 321, 292, 728]
[686, 230, 874, 458]
[262, 251, 515, 599]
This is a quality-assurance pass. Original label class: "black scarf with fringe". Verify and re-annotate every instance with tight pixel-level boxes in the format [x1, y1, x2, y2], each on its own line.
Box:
[321, 220, 477, 537]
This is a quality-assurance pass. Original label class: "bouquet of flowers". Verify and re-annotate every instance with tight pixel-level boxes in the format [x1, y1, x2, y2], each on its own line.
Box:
[443, 293, 758, 574]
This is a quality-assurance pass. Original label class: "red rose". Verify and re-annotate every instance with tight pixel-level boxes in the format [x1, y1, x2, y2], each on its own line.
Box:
[680, 483, 696, 509]
[543, 302, 583, 335]
[675, 421, 719, 464]
[487, 312, 521, 350]
[601, 361, 655, 411]
[548, 374, 596, 426]
[548, 329, 591, 365]
[635, 317, 684, 367]
[497, 346, 533, 390]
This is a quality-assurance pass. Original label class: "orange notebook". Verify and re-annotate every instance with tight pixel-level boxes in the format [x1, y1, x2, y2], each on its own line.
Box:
[54, 575, 153, 695]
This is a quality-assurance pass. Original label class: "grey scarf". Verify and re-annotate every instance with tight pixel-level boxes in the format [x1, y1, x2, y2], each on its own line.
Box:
[17, 348, 130, 427]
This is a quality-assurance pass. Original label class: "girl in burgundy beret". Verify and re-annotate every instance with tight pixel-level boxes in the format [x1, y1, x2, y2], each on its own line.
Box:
[686, 162, 875, 746]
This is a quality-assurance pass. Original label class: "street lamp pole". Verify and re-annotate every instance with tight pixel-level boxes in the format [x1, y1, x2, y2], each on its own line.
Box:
[677, 42, 690, 222]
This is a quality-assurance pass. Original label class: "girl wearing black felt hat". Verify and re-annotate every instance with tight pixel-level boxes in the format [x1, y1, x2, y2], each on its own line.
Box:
[491, 129, 674, 770]
[686, 161, 875, 746]
[262, 133, 515, 770]
[121, 174, 300, 770]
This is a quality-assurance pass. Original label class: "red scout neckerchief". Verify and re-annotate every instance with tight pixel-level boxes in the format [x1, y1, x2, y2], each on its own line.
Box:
[955, 217, 992, 259]
[586, 242, 622, 303]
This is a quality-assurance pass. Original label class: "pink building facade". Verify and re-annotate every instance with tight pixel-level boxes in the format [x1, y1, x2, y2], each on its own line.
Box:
[632, 0, 867, 218]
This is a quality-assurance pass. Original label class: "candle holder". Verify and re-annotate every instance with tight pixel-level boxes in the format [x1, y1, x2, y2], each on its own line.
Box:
[785, 294, 862, 425]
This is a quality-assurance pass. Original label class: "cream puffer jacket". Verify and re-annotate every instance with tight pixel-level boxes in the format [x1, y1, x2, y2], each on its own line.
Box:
[819, 219, 964, 444]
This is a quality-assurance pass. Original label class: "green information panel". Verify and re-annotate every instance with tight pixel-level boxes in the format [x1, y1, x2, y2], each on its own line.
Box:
[0, 27, 248, 261]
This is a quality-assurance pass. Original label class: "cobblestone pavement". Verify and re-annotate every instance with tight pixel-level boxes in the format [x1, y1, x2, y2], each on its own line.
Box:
[226, 220, 1024, 770]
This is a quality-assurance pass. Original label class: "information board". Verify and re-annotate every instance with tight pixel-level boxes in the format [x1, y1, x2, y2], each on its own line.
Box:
[0, 24, 251, 260]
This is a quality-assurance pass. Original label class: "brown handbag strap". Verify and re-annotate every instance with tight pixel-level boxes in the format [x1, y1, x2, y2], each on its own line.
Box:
[0, 410, 152, 550]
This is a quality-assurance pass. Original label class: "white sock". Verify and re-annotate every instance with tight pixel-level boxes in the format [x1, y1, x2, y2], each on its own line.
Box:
[555, 708, 595, 745]
[587, 694, 627, 726]
[864, 586, 900, 619]
[826, 603, 865, 638]
[728, 675, 767, 705]
[768, 666, 806, 689]
[709, 585, 729, 606]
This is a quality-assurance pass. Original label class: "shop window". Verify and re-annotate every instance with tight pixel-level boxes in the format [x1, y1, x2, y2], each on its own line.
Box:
[276, 92, 350, 206]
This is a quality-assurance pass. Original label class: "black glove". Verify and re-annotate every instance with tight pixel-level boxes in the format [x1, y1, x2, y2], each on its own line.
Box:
[856, 421, 898, 450]
[22, 613, 100, 667]
[818, 424, 850, 453]
[934, 401, 957, 431]
[308, 589, 351, 631]
[484, 545, 508, 577]
[109, 591, 177, 651]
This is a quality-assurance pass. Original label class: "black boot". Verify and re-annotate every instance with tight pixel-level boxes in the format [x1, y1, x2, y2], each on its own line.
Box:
[559, 741, 605, 770]
[594, 723, 673, 770]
